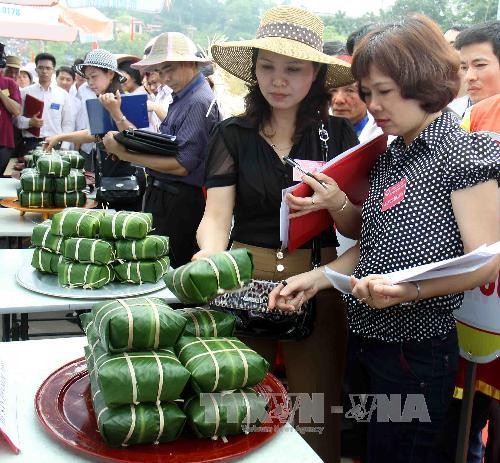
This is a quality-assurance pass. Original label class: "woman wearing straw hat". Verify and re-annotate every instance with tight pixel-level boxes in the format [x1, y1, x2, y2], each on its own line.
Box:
[44, 49, 142, 210]
[195, 6, 359, 461]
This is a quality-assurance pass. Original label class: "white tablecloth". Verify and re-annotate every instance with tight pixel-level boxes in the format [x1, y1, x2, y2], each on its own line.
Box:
[0, 209, 44, 237]
[0, 337, 322, 463]
[0, 178, 20, 199]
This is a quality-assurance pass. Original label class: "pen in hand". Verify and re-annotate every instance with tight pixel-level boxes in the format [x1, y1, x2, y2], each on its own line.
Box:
[283, 157, 328, 189]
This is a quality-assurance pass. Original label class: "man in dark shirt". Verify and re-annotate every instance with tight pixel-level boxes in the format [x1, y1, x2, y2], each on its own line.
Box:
[103, 32, 222, 267]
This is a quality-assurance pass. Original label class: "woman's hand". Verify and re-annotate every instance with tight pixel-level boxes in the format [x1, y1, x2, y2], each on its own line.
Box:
[98, 91, 122, 119]
[350, 275, 420, 309]
[268, 268, 329, 312]
[191, 249, 220, 261]
[43, 135, 60, 151]
[286, 173, 347, 218]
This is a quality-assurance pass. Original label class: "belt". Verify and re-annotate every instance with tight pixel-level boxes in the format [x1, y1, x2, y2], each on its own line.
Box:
[149, 177, 200, 195]
[23, 137, 45, 141]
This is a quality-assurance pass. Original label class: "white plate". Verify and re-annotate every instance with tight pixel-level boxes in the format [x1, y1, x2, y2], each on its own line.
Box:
[16, 263, 166, 299]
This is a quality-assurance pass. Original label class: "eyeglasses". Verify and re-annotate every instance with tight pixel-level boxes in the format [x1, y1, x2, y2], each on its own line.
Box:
[36, 66, 54, 72]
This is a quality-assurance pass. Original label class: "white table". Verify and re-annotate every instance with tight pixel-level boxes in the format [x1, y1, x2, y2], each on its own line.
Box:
[0, 249, 180, 341]
[0, 208, 44, 238]
[0, 337, 322, 463]
[0, 178, 20, 199]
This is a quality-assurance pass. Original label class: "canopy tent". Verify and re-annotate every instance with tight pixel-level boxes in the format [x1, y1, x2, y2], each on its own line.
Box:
[0, 1, 112, 42]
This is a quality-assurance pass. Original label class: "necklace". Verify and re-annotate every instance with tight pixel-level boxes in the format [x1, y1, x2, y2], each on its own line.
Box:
[260, 126, 293, 152]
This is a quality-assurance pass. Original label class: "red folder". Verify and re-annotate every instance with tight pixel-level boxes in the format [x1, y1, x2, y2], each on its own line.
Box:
[24, 94, 44, 137]
[285, 133, 388, 252]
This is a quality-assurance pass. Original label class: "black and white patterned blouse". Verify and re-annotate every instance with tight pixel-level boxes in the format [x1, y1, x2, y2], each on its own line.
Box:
[343, 111, 499, 342]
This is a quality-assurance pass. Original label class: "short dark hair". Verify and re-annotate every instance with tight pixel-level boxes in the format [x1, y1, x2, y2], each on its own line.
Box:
[118, 61, 142, 86]
[454, 20, 500, 61]
[35, 52, 56, 67]
[352, 15, 460, 113]
[447, 24, 468, 33]
[56, 66, 75, 80]
[346, 23, 381, 55]
[323, 41, 347, 56]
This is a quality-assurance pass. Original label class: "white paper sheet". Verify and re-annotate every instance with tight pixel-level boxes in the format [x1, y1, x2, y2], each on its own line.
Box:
[0, 355, 20, 454]
[324, 242, 500, 294]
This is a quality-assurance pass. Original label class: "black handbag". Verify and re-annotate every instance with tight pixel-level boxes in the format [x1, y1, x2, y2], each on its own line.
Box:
[97, 175, 140, 203]
[208, 279, 315, 340]
[113, 128, 178, 156]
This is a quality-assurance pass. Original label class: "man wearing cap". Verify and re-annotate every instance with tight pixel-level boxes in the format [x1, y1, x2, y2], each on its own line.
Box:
[0, 46, 22, 175]
[103, 32, 222, 267]
[5, 55, 21, 81]
[15, 52, 73, 153]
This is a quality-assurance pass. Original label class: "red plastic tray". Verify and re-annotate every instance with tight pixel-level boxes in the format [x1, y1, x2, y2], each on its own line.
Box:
[35, 358, 290, 463]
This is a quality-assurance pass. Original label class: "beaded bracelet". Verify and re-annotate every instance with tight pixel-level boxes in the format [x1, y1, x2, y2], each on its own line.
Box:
[401, 281, 421, 307]
[332, 193, 348, 213]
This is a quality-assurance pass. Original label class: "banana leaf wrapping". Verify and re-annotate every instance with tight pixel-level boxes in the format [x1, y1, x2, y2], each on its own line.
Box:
[51, 208, 104, 237]
[115, 235, 169, 261]
[99, 211, 153, 240]
[60, 151, 85, 170]
[31, 247, 64, 274]
[114, 257, 170, 284]
[85, 348, 186, 447]
[87, 337, 191, 407]
[58, 259, 114, 289]
[175, 337, 269, 393]
[36, 155, 71, 177]
[89, 297, 187, 352]
[54, 191, 87, 208]
[20, 170, 55, 192]
[31, 220, 65, 254]
[24, 155, 36, 168]
[18, 190, 54, 208]
[164, 249, 254, 304]
[177, 307, 236, 338]
[63, 238, 115, 265]
[185, 389, 267, 439]
[54, 169, 86, 193]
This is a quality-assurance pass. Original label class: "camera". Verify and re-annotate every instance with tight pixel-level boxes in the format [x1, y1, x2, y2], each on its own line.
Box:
[0, 42, 6, 68]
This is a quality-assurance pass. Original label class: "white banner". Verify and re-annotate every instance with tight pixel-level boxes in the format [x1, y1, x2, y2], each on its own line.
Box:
[0, 3, 59, 23]
[65, 0, 165, 12]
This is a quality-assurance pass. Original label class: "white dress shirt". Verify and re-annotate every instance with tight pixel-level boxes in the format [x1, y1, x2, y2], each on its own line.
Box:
[149, 84, 173, 132]
[15, 83, 73, 139]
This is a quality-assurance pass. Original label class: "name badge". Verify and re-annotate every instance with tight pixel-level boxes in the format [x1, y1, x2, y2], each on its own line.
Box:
[50, 102, 60, 110]
[292, 159, 325, 182]
[381, 177, 407, 212]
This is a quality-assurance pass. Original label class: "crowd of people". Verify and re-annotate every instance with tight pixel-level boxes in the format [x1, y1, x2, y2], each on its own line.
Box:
[0, 5, 499, 463]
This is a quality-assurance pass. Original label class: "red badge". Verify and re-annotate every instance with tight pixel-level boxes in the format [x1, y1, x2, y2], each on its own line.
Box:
[381, 177, 407, 212]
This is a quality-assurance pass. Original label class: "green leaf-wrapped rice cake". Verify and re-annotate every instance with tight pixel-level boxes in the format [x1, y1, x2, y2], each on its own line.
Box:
[88, 341, 191, 407]
[20, 170, 55, 192]
[185, 388, 267, 439]
[51, 208, 104, 237]
[63, 238, 115, 265]
[58, 259, 114, 289]
[54, 169, 86, 193]
[18, 190, 53, 208]
[177, 307, 236, 338]
[114, 256, 170, 284]
[36, 154, 70, 177]
[85, 348, 186, 447]
[100, 211, 153, 240]
[60, 151, 85, 170]
[90, 297, 187, 352]
[54, 191, 87, 208]
[31, 248, 64, 274]
[115, 235, 169, 261]
[31, 220, 65, 254]
[176, 337, 269, 393]
[164, 249, 253, 304]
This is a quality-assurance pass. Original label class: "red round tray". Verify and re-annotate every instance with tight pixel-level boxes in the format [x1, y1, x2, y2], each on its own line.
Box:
[35, 358, 290, 463]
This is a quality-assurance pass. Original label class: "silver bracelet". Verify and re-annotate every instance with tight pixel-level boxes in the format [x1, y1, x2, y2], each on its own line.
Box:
[114, 115, 127, 124]
[332, 193, 348, 213]
[400, 281, 421, 307]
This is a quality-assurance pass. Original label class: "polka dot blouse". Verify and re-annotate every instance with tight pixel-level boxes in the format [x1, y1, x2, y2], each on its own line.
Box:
[343, 112, 499, 342]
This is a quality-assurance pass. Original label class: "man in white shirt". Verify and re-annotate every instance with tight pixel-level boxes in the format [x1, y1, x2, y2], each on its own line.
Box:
[15, 53, 73, 153]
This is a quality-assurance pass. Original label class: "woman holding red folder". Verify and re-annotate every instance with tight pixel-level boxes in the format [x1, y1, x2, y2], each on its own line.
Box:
[194, 6, 359, 462]
[269, 15, 499, 462]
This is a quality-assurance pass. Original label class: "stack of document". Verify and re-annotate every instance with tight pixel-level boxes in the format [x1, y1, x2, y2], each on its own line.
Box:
[324, 242, 500, 294]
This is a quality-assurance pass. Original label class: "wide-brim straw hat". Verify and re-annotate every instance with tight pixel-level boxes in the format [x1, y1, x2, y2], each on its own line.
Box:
[211, 5, 354, 88]
[132, 32, 211, 71]
[115, 54, 141, 65]
[75, 49, 127, 83]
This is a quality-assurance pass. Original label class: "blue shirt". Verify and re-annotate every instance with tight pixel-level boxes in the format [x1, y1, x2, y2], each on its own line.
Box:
[154, 73, 221, 186]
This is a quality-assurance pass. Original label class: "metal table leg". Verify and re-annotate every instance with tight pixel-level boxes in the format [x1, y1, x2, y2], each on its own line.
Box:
[455, 359, 477, 463]
[20, 313, 29, 340]
[2, 314, 11, 341]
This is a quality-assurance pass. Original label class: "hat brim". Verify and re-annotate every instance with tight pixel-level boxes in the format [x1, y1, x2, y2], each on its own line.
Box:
[75, 63, 128, 83]
[211, 37, 354, 88]
[131, 54, 210, 71]
[115, 54, 141, 65]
